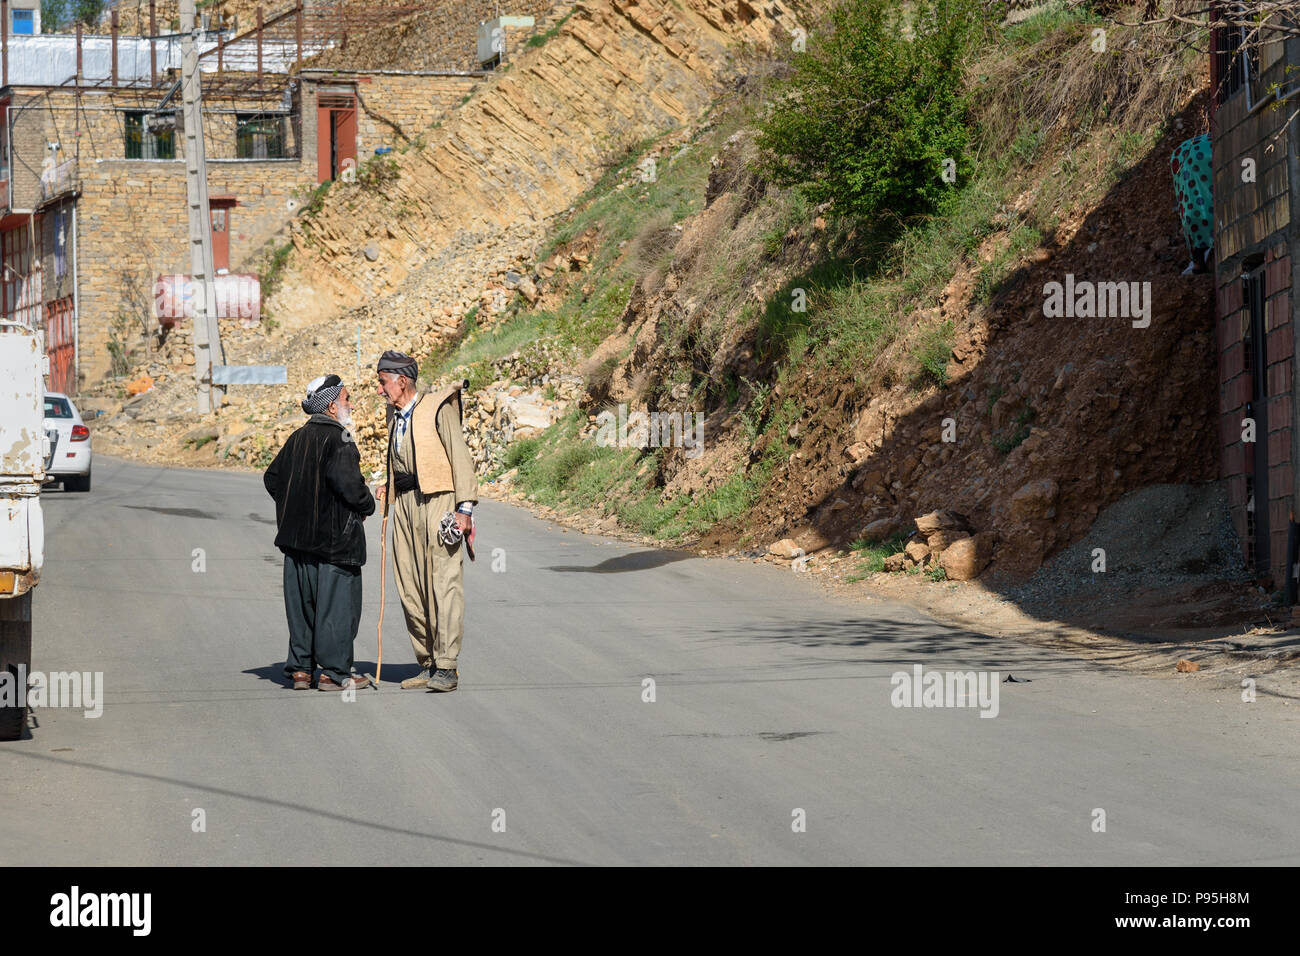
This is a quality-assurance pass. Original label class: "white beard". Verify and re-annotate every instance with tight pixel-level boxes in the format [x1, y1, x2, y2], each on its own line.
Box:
[336, 407, 354, 430]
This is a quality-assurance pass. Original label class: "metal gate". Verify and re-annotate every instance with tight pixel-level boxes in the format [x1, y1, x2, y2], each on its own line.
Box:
[44, 295, 75, 394]
[1, 223, 42, 328]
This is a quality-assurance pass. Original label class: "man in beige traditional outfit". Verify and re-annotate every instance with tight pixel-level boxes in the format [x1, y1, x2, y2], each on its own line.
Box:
[374, 350, 478, 692]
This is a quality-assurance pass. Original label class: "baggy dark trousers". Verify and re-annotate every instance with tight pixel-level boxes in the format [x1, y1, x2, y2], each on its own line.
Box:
[282, 550, 363, 685]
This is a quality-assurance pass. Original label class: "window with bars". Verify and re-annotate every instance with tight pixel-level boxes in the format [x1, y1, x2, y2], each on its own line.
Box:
[1, 225, 42, 326]
[236, 113, 287, 159]
[1216, 9, 1257, 104]
[124, 111, 176, 160]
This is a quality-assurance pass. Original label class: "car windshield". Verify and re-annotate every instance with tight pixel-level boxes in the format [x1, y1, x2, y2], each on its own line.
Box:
[44, 397, 74, 419]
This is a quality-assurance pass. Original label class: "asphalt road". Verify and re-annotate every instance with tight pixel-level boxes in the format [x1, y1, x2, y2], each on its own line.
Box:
[2, 455, 1299, 865]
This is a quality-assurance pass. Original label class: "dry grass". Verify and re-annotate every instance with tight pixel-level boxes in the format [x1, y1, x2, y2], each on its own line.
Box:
[975, 5, 1205, 160]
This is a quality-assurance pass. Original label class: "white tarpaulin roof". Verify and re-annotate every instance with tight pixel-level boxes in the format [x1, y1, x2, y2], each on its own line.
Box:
[4, 34, 326, 86]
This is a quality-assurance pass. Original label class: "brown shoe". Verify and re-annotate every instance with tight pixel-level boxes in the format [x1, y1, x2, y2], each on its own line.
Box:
[291, 671, 313, 690]
[400, 667, 432, 689]
[318, 674, 370, 692]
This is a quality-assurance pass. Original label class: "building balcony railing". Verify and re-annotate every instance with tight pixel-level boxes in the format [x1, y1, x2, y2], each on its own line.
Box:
[38, 159, 79, 204]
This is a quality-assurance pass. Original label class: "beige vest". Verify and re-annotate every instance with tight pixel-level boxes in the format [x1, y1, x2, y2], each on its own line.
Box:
[385, 385, 459, 510]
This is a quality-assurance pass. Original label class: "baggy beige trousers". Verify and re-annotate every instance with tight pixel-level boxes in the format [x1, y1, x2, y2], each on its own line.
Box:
[388, 410, 464, 672]
[391, 486, 464, 670]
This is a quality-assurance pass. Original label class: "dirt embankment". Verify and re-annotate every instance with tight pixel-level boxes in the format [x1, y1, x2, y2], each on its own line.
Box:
[580, 22, 1219, 581]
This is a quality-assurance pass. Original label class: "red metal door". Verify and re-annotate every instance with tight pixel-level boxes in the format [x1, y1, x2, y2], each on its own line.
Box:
[316, 92, 357, 183]
[44, 296, 75, 394]
[210, 200, 233, 272]
[333, 106, 357, 180]
[316, 102, 333, 183]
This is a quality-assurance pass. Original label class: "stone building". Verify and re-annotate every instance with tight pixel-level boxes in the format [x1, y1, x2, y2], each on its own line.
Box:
[1211, 8, 1300, 585]
[0, 0, 558, 389]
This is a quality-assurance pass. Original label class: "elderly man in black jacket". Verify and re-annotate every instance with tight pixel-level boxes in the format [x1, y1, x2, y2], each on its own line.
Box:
[264, 374, 375, 691]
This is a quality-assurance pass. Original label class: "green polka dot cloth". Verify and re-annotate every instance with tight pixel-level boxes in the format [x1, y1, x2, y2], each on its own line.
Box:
[1171, 134, 1213, 259]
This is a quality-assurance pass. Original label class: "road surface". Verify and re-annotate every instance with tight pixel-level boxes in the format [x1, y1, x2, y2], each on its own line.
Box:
[2, 456, 1299, 865]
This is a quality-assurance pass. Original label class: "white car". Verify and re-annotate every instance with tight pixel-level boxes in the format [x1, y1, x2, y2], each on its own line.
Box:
[43, 392, 92, 492]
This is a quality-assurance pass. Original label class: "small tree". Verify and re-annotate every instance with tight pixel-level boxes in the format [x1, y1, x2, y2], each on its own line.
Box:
[756, 0, 982, 224]
[39, 0, 65, 31]
[71, 0, 103, 27]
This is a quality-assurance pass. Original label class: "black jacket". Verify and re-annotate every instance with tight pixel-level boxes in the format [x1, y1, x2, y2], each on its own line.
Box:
[263, 414, 375, 567]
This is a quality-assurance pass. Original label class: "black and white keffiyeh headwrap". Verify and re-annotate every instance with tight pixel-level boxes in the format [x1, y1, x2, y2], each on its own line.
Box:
[302, 374, 344, 415]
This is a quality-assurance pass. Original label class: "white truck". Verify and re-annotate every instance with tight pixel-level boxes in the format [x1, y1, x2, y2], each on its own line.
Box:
[0, 318, 47, 740]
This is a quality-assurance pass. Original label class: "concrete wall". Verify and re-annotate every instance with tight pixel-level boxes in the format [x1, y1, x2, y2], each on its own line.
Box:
[1212, 30, 1296, 583]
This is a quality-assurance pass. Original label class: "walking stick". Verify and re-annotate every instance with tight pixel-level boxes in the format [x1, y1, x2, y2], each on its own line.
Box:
[364, 471, 389, 692]
[375, 510, 388, 687]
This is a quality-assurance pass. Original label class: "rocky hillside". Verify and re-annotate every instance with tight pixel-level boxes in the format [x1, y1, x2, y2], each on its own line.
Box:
[462, 2, 1220, 582]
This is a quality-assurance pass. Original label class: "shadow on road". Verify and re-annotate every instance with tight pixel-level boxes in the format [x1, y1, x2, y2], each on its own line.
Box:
[544, 549, 694, 574]
[3, 749, 591, 866]
[697, 612, 1122, 674]
[242, 661, 427, 689]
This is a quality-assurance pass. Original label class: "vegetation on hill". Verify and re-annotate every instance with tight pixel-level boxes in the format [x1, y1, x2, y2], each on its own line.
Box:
[429, 0, 1207, 551]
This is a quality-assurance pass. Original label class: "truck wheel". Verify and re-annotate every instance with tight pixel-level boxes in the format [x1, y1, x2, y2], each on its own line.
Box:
[0, 592, 32, 741]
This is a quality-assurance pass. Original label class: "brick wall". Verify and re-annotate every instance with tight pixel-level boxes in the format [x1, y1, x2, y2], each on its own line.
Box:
[308, 0, 566, 72]
[1265, 244, 1293, 575]
[5, 70, 478, 383]
[74, 158, 315, 380]
[1212, 32, 1297, 583]
[303, 72, 483, 159]
[1212, 44, 1292, 262]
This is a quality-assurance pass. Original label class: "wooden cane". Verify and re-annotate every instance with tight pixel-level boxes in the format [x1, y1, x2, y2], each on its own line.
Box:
[376, 511, 387, 685]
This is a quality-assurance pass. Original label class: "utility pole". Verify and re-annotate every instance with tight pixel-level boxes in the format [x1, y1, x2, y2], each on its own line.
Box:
[180, 0, 223, 413]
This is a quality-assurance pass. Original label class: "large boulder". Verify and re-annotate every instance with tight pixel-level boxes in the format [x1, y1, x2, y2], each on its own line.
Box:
[940, 533, 994, 581]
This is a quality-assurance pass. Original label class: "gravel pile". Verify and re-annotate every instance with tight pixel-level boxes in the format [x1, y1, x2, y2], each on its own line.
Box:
[1006, 481, 1252, 617]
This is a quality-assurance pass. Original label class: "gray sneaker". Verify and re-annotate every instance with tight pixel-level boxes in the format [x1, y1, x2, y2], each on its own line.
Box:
[426, 668, 458, 693]
[401, 667, 433, 690]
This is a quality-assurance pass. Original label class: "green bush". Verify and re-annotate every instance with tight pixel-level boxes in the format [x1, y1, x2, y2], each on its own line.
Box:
[845, 532, 908, 581]
[913, 320, 954, 388]
[504, 437, 542, 471]
[756, 0, 981, 224]
[357, 155, 400, 189]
